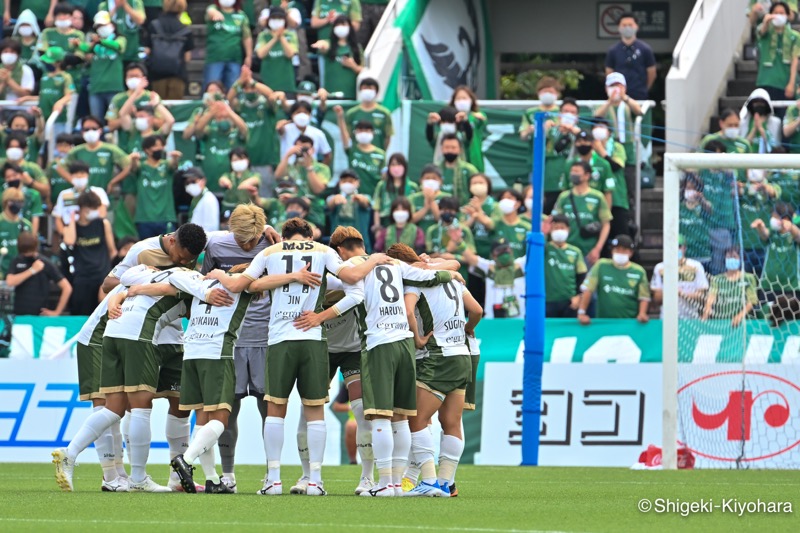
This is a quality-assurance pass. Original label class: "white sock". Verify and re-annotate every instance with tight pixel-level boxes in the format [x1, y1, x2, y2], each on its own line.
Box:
[185, 420, 225, 464]
[66, 407, 119, 462]
[165, 414, 190, 460]
[121, 411, 131, 465]
[391, 420, 411, 487]
[438, 434, 464, 487]
[411, 428, 436, 483]
[371, 419, 393, 487]
[447, 420, 466, 484]
[350, 399, 374, 479]
[110, 419, 126, 477]
[405, 449, 421, 484]
[307, 420, 326, 484]
[264, 416, 284, 482]
[199, 446, 220, 484]
[128, 408, 152, 484]
[296, 411, 310, 478]
[91, 407, 117, 481]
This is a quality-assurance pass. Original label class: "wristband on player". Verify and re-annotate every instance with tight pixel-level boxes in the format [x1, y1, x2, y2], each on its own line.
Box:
[577, 309, 586, 315]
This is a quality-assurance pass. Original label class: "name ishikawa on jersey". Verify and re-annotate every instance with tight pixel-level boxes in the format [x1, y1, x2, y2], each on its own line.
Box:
[406, 281, 470, 357]
[167, 269, 254, 361]
[243, 240, 348, 346]
[104, 266, 188, 343]
[344, 256, 453, 351]
[76, 284, 126, 347]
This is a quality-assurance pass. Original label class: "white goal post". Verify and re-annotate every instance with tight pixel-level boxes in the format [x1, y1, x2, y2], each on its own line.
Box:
[662, 153, 800, 469]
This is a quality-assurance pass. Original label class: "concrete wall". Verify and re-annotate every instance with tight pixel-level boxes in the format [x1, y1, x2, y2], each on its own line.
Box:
[488, 0, 696, 55]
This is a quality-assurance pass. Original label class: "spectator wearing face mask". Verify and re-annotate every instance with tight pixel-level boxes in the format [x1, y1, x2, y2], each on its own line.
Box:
[260, 178, 295, 227]
[751, 202, 800, 300]
[604, 12, 656, 101]
[374, 196, 424, 253]
[679, 174, 714, 268]
[591, 118, 630, 248]
[0, 111, 44, 168]
[38, 2, 86, 99]
[544, 214, 587, 318]
[273, 134, 329, 228]
[490, 189, 531, 260]
[204, 0, 254, 91]
[449, 85, 487, 172]
[58, 115, 131, 191]
[107, 63, 171, 152]
[97, 0, 146, 64]
[371, 152, 418, 228]
[79, 11, 128, 119]
[462, 173, 498, 262]
[438, 133, 478, 206]
[279, 196, 322, 239]
[533, 97, 581, 215]
[2, 162, 43, 236]
[578, 234, 650, 323]
[11, 10, 41, 68]
[696, 141, 739, 275]
[462, 238, 526, 319]
[552, 161, 612, 265]
[651, 235, 709, 320]
[565, 130, 615, 211]
[0, 187, 33, 278]
[521, 184, 534, 223]
[52, 161, 110, 235]
[702, 247, 759, 327]
[143, 0, 195, 100]
[47, 133, 76, 208]
[700, 108, 753, 154]
[192, 95, 249, 192]
[755, 2, 799, 107]
[409, 165, 450, 234]
[313, 16, 363, 100]
[0, 38, 35, 101]
[1, 132, 48, 199]
[427, 105, 473, 165]
[119, 106, 175, 158]
[311, 0, 362, 42]
[29, 47, 74, 140]
[345, 77, 393, 150]
[60, 191, 116, 315]
[220, 147, 261, 216]
[520, 76, 561, 139]
[426, 196, 475, 279]
[740, 88, 782, 153]
[738, 170, 774, 276]
[256, 6, 299, 93]
[184, 168, 220, 233]
[335, 107, 385, 198]
[327, 169, 372, 250]
[276, 100, 333, 164]
[6, 231, 72, 316]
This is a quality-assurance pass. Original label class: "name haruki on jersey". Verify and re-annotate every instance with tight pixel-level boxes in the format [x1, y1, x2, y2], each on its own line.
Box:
[76, 285, 126, 347]
[104, 266, 187, 343]
[167, 270, 254, 361]
[244, 240, 348, 346]
[344, 256, 454, 352]
[407, 281, 470, 357]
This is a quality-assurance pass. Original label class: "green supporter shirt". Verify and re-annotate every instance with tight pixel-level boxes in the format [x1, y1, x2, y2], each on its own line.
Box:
[738, 189, 774, 250]
[83, 35, 126, 94]
[345, 104, 393, 150]
[489, 217, 532, 259]
[469, 197, 499, 258]
[205, 9, 251, 64]
[38, 28, 86, 87]
[48, 157, 71, 205]
[345, 145, 385, 198]
[106, 90, 163, 153]
[565, 153, 614, 196]
[521, 107, 572, 192]
[199, 123, 248, 192]
[329, 195, 373, 251]
[769, 170, 800, 208]
[99, 1, 145, 62]
[603, 139, 629, 209]
[313, 0, 362, 40]
[257, 29, 299, 92]
[2, 184, 44, 223]
[545, 241, 587, 302]
[323, 42, 360, 99]
[0, 214, 32, 277]
[133, 161, 177, 224]
[551, 188, 613, 256]
[709, 272, 759, 319]
[372, 178, 418, 225]
[260, 197, 285, 228]
[0, 159, 46, 186]
[221, 169, 261, 211]
[286, 162, 330, 227]
[756, 25, 800, 90]
[409, 190, 450, 234]
[232, 88, 280, 167]
[38, 71, 74, 124]
[583, 259, 651, 319]
[679, 201, 712, 260]
[783, 105, 800, 153]
[439, 160, 478, 206]
[761, 230, 800, 291]
[425, 221, 475, 279]
[699, 132, 752, 154]
[20, 0, 50, 20]
[699, 170, 737, 231]
[64, 143, 130, 190]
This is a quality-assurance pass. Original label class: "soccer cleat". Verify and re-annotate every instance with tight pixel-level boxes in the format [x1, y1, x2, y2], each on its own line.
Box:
[167, 475, 205, 493]
[220, 475, 237, 493]
[289, 476, 309, 495]
[256, 479, 282, 495]
[448, 483, 458, 497]
[204, 480, 235, 494]
[359, 484, 394, 497]
[169, 454, 197, 493]
[52, 448, 75, 492]
[394, 484, 404, 497]
[354, 476, 376, 495]
[405, 480, 447, 497]
[306, 481, 326, 496]
[400, 477, 416, 493]
[101, 476, 129, 492]
[129, 476, 172, 493]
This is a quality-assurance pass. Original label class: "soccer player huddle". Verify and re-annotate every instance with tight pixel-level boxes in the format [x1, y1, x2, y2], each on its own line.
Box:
[52, 203, 482, 498]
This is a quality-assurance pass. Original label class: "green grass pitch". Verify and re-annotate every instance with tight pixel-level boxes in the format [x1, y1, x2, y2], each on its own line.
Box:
[1, 463, 798, 532]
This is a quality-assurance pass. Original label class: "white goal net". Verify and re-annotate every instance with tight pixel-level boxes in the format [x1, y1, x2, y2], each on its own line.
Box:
[663, 153, 800, 469]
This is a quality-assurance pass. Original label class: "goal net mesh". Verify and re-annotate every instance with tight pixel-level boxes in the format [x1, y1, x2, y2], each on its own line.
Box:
[675, 165, 800, 469]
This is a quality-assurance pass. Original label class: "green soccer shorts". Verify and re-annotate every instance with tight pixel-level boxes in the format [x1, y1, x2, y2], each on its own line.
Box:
[99, 337, 159, 395]
[77, 342, 104, 401]
[329, 350, 361, 384]
[464, 355, 480, 410]
[265, 340, 330, 406]
[179, 358, 236, 412]
[361, 337, 417, 417]
[416, 353, 472, 402]
[157, 343, 184, 398]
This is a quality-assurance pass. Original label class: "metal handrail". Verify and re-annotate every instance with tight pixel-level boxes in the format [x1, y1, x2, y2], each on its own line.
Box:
[672, 0, 706, 71]
[634, 100, 655, 239]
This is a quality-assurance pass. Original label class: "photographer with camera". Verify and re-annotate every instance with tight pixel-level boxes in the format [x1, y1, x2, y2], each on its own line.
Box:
[272, 134, 330, 229]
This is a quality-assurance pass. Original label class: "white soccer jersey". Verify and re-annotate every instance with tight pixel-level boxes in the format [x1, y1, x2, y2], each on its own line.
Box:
[52, 186, 110, 224]
[466, 334, 481, 356]
[344, 256, 453, 351]
[76, 285, 126, 347]
[168, 270, 254, 361]
[243, 240, 350, 346]
[324, 275, 361, 353]
[471, 256, 527, 319]
[104, 266, 187, 343]
[406, 281, 470, 357]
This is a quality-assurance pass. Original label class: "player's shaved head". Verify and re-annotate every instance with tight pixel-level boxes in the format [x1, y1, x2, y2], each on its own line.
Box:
[229, 203, 266, 249]
[386, 243, 421, 264]
[282, 217, 313, 240]
[329, 226, 364, 251]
